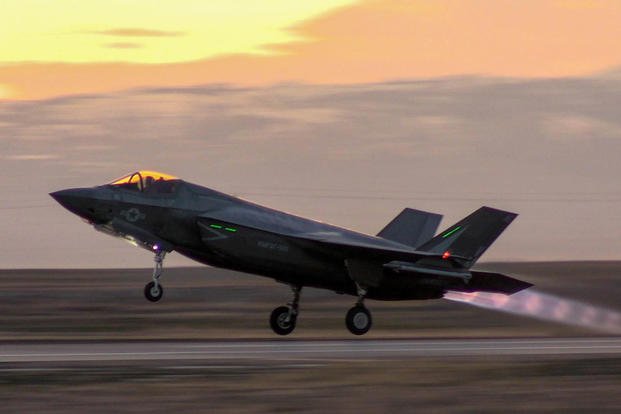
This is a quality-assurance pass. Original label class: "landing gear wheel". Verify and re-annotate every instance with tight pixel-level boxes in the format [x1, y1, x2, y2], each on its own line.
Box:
[144, 250, 166, 302]
[144, 281, 163, 302]
[270, 306, 297, 335]
[346, 305, 372, 335]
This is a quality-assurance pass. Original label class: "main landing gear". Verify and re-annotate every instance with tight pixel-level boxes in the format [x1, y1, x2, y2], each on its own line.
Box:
[144, 250, 166, 302]
[269, 283, 373, 336]
[270, 285, 301, 335]
[345, 284, 372, 335]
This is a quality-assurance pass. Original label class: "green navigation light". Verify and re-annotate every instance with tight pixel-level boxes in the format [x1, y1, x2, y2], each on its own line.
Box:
[209, 224, 236, 232]
[442, 226, 462, 238]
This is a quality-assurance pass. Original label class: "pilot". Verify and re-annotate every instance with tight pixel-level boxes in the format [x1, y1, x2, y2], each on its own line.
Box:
[144, 176, 154, 191]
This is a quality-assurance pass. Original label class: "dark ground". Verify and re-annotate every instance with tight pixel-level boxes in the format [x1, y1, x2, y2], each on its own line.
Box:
[1, 261, 621, 412]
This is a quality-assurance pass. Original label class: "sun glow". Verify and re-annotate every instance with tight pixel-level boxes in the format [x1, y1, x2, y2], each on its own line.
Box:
[4, 0, 621, 100]
[0, 84, 14, 100]
[0, 0, 355, 64]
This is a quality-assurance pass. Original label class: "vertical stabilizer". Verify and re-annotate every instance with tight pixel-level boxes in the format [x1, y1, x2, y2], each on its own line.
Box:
[377, 208, 443, 248]
[416, 206, 517, 268]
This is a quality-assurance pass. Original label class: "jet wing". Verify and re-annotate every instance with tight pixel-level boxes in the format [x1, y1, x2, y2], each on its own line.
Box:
[197, 207, 531, 295]
[197, 206, 419, 255]
[296, 231, 418, 254]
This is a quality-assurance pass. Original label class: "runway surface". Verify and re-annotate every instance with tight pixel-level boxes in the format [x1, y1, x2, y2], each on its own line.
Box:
[2, 337, 621, 363]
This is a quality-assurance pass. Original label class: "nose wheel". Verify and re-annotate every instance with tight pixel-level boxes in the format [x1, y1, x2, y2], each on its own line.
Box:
[270, 285, 301, 335]
[144, 281, 163, 302]
[144, 250, 166, 302]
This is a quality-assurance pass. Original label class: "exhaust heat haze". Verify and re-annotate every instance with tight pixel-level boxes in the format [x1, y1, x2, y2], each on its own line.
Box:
[444, 289, 621, 334]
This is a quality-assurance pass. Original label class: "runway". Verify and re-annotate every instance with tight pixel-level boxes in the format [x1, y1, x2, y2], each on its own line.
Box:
[3, 337, 621, 363]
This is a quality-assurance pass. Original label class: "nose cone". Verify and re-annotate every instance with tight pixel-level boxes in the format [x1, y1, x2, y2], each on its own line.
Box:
[50, 187, 93, 206]
[50, 188, 97, 220]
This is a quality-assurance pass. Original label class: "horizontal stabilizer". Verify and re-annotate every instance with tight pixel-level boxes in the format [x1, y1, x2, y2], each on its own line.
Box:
[384, 260, 471, 281]
[377, 208, 443, 248]
[383, 260, 532, 295]
[453, 271, 533, 295]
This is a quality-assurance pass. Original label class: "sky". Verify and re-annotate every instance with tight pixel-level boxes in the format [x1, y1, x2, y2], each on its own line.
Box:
[1, 0, 621, 268]
[2, 0, 621, 99]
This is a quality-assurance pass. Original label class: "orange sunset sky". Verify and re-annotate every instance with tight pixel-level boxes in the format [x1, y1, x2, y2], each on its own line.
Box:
[3, 0, 621, 100]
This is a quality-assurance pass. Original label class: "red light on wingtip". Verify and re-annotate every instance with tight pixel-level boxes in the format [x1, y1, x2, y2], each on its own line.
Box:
[442, 251, 451, 260]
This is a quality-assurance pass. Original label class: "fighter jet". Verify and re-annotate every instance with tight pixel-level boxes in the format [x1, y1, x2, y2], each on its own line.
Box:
[50, 170, 532, 335]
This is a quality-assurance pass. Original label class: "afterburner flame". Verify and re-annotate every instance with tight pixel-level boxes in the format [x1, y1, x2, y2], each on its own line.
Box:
[444, 289, 621, 334]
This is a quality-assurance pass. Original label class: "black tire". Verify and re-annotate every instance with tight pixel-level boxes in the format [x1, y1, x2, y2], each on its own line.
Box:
[144, 281, 163, 302]
[346, 305, 372, 335]
[270, 306, 297, 335]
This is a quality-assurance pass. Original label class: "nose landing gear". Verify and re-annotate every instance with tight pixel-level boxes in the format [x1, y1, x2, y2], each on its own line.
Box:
[144, 250, 166, 302]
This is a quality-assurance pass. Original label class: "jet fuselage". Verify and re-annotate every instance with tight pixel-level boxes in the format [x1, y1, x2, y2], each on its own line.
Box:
[51, 171, 531, 335]
[52, 178, 443, 300]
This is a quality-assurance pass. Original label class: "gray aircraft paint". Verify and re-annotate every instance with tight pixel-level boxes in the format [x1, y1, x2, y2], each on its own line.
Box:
[51, 171, 532, 335]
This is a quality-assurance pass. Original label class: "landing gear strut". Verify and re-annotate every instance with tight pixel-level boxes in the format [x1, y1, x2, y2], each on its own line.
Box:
[270, 285, 302, 335]
[144, 250, 166, 302]
[345, 283, 372, 335]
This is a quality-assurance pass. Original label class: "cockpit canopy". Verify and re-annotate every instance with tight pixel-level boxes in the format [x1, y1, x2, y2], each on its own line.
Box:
[109, 171, 179, 193]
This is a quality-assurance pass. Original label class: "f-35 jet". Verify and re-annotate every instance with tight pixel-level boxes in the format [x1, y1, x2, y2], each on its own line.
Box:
[51, 171, 532, 335]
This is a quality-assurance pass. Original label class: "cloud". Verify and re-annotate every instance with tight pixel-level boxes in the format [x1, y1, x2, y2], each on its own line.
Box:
[2, 76, 621, 266]
[555, 0, 609, 10]
[92, 28, 185, 37]
[4, 154, 60, 160]
[4, 0, 621, 100]
[543, 115, 621, 140]
[104, 42, 144, 49]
